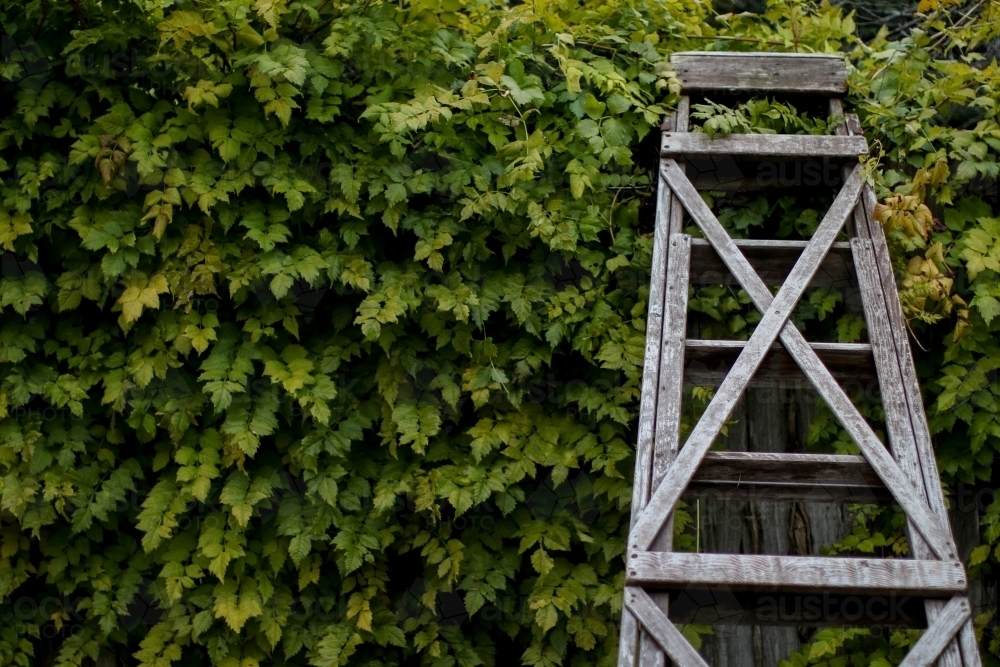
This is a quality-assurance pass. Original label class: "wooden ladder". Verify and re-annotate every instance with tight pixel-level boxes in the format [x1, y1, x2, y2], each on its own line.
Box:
[618, 52, 981, 667]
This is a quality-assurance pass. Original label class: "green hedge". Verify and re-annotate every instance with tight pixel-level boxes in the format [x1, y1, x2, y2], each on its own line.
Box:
[1, 0, 1000, 665]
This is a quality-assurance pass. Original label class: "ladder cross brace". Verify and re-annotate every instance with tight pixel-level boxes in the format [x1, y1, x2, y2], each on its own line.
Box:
[629, 161, 957, 562]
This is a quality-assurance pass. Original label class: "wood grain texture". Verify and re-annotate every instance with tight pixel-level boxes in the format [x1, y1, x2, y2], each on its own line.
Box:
[684, 483, 890, 504]
[630, 162, 862, 553]
[625, 587, 711, 667]
[651, 159, 959, 562]
[829, 98, 846, 134]
[626, 552, 968, 596]
[959, 621, 983, 667]
[843, 111, 972, 667]
[628, 112, 691, 667]
[690, 238, 853, 287]
[853, 237, 931, 511]
[855, 188, 953, 529]
[661, 133, 868, 158]
[897, 597, 970, 667]
[641, 117, 694, 667]
[670, 52, 847, 94]
[695, 451, 881, 484]
[676, 96, 691, 134]
[853, 239, 955, 560]
[684, 339, 876, 389]
[618, 612, 640, 667]
[652, 235, 692, 502]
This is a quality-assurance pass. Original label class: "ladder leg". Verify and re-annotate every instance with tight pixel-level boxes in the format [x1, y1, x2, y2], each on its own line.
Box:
[853, 193, 978, 667]
[622, 115, 679, 667]
[618, 611, 640, 667]
[639, 233, 692, 667]
[623, 102, 691, 667]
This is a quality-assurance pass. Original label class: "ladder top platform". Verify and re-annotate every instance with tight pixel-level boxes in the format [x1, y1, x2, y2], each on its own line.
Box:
[670, 51, 848, 95]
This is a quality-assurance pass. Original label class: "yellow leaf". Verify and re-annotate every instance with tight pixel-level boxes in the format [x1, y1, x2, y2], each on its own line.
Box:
[0, 211, 33, 251]
[118, 271, 170, 324]
[874, 195, 933, 242]
[253, 0, 288, 26]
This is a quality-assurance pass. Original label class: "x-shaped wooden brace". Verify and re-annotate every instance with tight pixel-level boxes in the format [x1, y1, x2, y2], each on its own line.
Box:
[623, 159, 965, 667]
[630, 160, 957, 560]
[626, 585, 971, 667]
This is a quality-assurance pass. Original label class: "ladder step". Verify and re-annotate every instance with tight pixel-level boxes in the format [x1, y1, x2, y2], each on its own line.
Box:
[685, 340, 876, 389]
[686, 452, 890, 503]
[626, 552, 967, 597]
[670, 52, 847, 95]
[690, 238, 853, 287]
[661, 133, 868, 158]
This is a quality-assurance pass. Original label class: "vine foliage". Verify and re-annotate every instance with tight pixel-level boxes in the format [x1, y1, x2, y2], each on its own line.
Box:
[0, 0, 999, 666]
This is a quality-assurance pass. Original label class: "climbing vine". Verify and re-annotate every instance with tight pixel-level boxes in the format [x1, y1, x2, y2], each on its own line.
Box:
[0, 0, 999, 666]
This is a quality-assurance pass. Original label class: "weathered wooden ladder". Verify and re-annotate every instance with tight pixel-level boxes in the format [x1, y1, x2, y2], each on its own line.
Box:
[619, 52, 981, 667]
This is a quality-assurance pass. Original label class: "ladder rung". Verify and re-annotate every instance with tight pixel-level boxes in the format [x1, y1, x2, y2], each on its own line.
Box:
[685, 340, 876, 389]
[626, 552, 967, 597]
[661, 133, 868, 158]
[690, 238, 853, 287]
[686, 452, 890, 504]
[671, 52, 847, 95]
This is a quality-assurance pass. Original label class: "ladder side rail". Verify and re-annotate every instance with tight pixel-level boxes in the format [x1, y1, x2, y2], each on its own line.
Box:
[854, 185, 953, 533]
[854, 196, 979, 667]
[638, 95, 691, 667]
[638, 234, 692, 667]
[618, 131, 673, 667]
[834, 106, 965, 667]
[854, 234, 969, 667]
[852, 236, 949, 534]
[842, 99, 977, 666]
[620, 100, 690, 667]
